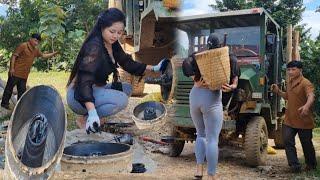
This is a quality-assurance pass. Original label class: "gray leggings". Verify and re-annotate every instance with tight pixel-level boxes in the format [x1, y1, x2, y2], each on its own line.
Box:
[189, 86, 223, 175]
[67, 82, 132, 117]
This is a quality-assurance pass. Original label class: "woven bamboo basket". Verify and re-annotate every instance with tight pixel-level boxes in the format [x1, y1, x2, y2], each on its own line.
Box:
[131, 75, 145, 96]
[132, 101, 167, 132]
[163, 0, 180, 9]
[195, 47, 230, 90]
[118, 68, 132, 83]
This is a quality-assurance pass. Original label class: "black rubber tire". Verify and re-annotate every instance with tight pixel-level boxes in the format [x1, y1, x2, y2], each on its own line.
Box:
[244, 116, 268, 167]
[274, 116, 285, 149]
[168, 140, 185, 157]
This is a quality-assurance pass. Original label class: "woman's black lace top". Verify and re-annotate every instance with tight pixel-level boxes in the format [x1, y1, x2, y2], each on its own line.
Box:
[74, 37, 146, 105]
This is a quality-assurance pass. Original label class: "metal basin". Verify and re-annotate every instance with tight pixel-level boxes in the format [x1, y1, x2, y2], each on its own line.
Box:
[132, 101, 167, 131]
[5, 85, 66, 179]
[61, 141, 133, 173]
[63, 141, 130, 156]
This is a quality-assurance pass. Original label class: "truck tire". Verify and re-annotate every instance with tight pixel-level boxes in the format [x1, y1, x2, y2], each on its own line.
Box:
[244, 116, 268, 167]
[274, 116, 284, 149]
[168, 140, 185, 157]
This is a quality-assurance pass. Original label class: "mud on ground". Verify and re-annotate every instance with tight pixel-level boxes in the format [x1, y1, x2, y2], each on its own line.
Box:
[0, 84, 319, 179]
[99, 86, 320, 180]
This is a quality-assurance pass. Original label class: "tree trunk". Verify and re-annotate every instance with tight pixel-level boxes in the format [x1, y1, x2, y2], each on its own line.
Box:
[292, 30, 300, 61]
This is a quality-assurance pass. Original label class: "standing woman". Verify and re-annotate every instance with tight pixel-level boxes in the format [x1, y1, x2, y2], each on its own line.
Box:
[66, 8, 167, 134]
[183, 33, 230, 180]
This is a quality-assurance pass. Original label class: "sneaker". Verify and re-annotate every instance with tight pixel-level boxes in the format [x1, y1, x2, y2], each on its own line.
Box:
[1, 104, 10, 110]
[290, 166, 302, 173]
[305, 165, 317, 171]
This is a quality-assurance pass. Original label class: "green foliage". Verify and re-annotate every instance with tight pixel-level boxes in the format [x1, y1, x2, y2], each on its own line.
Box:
[300, 37, 320, 123]
[38, 3, 66, 71]
[214, 0, 304, 28]
[272, 0, 304, 28]
[59, 29, 86, 71]
[58, 0, 105, 33]
[39, 3, 66, 49]
[215, 0, 254, 11]
[0, 49, 12, 72]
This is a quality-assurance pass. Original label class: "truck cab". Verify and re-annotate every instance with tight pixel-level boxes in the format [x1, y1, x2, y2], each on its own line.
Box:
[168, 8, 285, 166]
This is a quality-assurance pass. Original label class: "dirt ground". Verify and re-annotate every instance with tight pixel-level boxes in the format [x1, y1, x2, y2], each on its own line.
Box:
[104, 85, 320, 180]
[0, 84, 319, 179]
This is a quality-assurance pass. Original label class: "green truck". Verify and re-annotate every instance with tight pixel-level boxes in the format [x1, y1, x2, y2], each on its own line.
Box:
[119, 1, 285, 167]
[166, 8, 286, 167]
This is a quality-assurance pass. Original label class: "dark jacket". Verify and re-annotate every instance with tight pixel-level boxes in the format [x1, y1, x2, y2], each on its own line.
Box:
[74, 37, 146, 105]
[182, 53, 201, 81]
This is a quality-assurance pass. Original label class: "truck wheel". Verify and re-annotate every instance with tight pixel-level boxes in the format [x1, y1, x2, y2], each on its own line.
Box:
[168, 140, 185, 157]
[244, 116, 268, 166]
[274, 116, 284, 149]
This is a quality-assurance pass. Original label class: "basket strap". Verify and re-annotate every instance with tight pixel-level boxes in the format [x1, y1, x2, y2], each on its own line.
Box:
[218, 55, 228, 84]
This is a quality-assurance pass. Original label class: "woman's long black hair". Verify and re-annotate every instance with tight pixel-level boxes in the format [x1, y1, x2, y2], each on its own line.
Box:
[67, 8, 125, 86]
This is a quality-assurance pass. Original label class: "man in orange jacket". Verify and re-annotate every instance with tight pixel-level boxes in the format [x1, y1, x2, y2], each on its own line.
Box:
[1, 33, 58, 109]
[271, 60, 317, 172]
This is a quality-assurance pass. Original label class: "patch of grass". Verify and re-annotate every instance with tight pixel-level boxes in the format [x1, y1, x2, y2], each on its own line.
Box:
[0, 71, 78, 130]
[301, 157, 320, 178]
[66, 106, 77, 131]
[313, 128, 320, 138]
[315, 115, 320, 128]
[302, 128, 320, 177]
[0, 71, 70, 99]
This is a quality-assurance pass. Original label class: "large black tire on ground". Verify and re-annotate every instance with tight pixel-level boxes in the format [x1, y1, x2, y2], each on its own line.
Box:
[244, 116, 268, 167]
[274, 116, 284, 149]
[168, 140, 185, 157]
[167, 127, 185, 157]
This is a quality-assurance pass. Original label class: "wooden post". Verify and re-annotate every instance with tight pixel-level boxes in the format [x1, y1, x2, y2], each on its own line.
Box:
[108, 0, 115, 8]
[286, 25, 292, 63]
[108, 0, 123, 11]
[286, 25, 293, 82]
[126, 0, 134, 36]
[133, 0, 140, 47]
[292, 30, 300, 61]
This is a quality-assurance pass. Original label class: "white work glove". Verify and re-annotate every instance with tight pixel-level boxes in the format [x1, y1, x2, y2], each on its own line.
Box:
[152, 58, 169, 72]
[86, 108, 101, 134]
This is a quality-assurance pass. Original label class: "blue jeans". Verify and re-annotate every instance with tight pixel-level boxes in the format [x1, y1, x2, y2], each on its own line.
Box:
[67, 83, 132, 117]
[189, 86, 223, 175]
